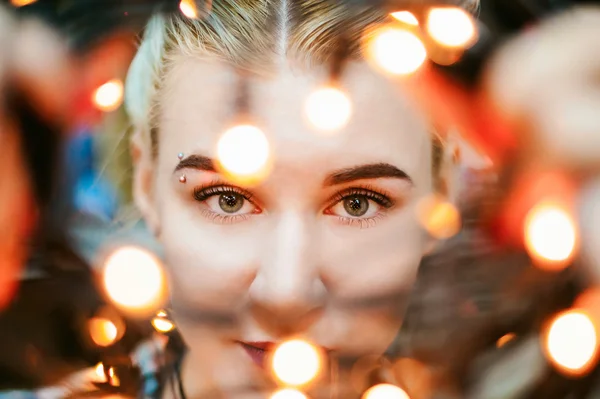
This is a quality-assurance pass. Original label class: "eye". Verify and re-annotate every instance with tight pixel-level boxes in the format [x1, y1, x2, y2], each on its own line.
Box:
[193, 185, 260, 218]
[324, 188, 394, 221]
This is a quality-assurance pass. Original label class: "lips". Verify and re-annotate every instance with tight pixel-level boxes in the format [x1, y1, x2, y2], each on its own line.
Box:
[238, 341, 275, 368]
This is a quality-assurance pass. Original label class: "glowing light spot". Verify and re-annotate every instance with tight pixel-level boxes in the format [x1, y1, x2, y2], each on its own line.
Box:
[270, 389, 308, 399]
[426, 7, 477, 49]
[93, 79, 124, 112]
[524, 202, 577, 269]
[10, 0, 37, 6]
[216, 124, 271, 186]
[363, 384, 410, 399]
[103, 246, 166, 314]
[94, 363, 106, 382]
[272, 339, 322, 386]
[179, 0, 198, 19]
[152, 317, 175, 333]
[305, 86, 352, 133]
[88, 318, 118, 347]
[391, 11, 419, 26]
[545, 310, 598, 375]
[496, 333, 516, 348]
[368, 27, 427, 75]
[417, 196, 461, 239]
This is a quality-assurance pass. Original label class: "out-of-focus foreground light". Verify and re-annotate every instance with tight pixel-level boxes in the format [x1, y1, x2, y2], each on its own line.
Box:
[417, 195, 461, 239]
[496, 333, 516, 348]
[152, 311, 175, 333]
[270, 389, 308, 399]
[10, 0, 37, 6]
[216, 124, 271, 186]
[93, 79, 124, 112]
[366, 27, 427, 75]
[390, 11, 419, 26]
[179, 0, 198, 19]
[363, 384, 410, 399]
[544, 310, 598, 376]
[272, 339, 322, 386]
[102, 246, 167, 315]
[88, 317, 118, 347]
[305, 86, 352, 133]
[524, 201, 577, 270]
[426, 7, 477, 49]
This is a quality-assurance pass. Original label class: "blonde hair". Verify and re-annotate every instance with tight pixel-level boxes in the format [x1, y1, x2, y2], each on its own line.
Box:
[125, 0, 479, 154]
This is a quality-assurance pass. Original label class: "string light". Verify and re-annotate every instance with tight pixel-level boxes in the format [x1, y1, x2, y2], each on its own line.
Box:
[216, 124, 271, 186]
[102, 246, 167, 315]
[88, 317, 118, 347]
[179, 0, 199, 19]
[390, 11, 419, 26]
[270, 389, 308, 399]
[366, 26, 427, 75]
[524, 201, 577, 270]
[305, 86, 352, 133]
[417, 195, 461, 239]
[544, 310, 599, 376]
[426, 7, 477, 49]
[152, 311, 175, 333]
[363, 384, 410, 399]
[272, 339, 322, 386]
[93, 79, 124, 112]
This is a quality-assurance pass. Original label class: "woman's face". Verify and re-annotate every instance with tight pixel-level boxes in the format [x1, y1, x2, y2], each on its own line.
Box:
[135, 56, 434, 395]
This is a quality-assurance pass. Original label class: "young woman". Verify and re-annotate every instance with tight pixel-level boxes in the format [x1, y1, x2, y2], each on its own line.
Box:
[124, 0, 478, 397]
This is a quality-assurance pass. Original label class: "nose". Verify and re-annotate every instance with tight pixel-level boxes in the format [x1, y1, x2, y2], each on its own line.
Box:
[249, 211, 325, 336]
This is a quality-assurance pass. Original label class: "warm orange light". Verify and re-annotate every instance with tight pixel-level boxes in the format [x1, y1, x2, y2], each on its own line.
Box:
[93, 79, 124, 112]
[363, 384, 410, 399]
[88, 318, 118, 347]
[94, 363, 107, 382]
[10, 0, 37, 6]
[305, 86, 352, 133]
[103, 246, 166, 314]
[524, 201, 577, 270]
[367, 27, 427, 75]
[216, 124, 271, 186]
[496, 333, 516, 348]
[545, 310, 598, 376]
[270, 389, 308, 399]
[417, 195, 461, 239]
[272, 339, 322, 386]
[426, 7, 477, 49]
[179, 0, 198, 19]
[391, 11, 419, 26]
[152, 316, 175, 333]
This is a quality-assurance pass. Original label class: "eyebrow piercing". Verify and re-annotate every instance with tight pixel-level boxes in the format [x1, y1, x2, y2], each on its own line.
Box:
[179, 175, 187, 183]
[178, 152, 184, 160]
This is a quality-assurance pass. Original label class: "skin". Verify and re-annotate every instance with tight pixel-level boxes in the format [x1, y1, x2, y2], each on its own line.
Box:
[133, 56, 435, 397]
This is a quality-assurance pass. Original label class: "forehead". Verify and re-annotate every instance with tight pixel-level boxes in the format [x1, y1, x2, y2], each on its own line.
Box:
[158, 56, 432, 184]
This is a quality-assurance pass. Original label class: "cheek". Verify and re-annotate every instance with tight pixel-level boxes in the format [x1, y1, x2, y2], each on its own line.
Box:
[157, 192, 262, 309]
[321, 202, 427, 297]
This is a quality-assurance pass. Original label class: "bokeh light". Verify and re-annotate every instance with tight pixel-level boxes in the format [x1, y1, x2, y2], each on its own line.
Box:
[94, 363, 106, 383]
[390, 11, 419, 26]
[152, 315, 175, 333]
[426, 7, 477, 48]
[10, 0, 37, 6]
[545, 310, 598, 375]
[367, 27, 427, 75]
[524, 201, 577, 270]
[88, 317, 118, 347]
[179, 0, 198, 19]
[363, 384, 410, 399]
[417, 195, 461, 239]
[496, 333, 516, 348]
[93, 79, 124, 112]
[305, 86, 352, 133]
[272, 339, 322, 386]
[271, 389, 308, 399]
[102, 246, 166, 315]
[216, 124, 271, 186]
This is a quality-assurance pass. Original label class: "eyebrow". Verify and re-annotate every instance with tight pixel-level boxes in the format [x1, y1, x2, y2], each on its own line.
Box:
[174, 154, 216, 173]
[324, 163, 412, 186]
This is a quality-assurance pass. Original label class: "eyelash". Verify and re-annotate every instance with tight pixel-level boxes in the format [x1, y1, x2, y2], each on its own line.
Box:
[193, 183, 259, 224]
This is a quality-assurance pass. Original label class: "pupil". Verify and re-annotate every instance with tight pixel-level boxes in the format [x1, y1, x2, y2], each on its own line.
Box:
[219, 193, 243, 213]
[343, 195, 368, 217]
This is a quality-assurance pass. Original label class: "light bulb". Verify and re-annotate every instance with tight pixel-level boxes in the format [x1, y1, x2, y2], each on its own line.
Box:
[272, 339, 322, 386]
[426, 7, 477, 49]
[93, 79, 124, 112]
[305, 86, 352, 133]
